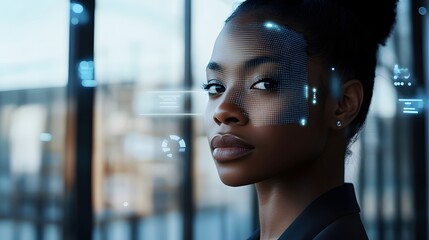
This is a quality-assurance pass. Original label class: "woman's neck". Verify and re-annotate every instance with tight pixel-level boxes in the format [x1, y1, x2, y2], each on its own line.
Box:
[255, 134, 345, 239]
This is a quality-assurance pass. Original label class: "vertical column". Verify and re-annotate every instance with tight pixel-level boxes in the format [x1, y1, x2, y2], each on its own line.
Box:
[183, 0, 194, 239]
[424, 2, 429, 239]
[411, 1, 428, 240]
[64, 1, 96, 240]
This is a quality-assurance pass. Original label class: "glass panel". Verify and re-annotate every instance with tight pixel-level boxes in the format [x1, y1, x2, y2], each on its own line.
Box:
[0, 0, 69, 91]
[94, 1, 185, 239]
[0, 1, 69, 240]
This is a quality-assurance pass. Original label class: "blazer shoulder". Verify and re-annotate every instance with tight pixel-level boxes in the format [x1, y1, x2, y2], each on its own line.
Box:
[314, 213, 368, 240]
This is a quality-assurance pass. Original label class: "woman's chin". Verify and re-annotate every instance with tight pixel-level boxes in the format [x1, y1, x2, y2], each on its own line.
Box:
[219, 177, 250, 187]
[217, 169, 261, 187]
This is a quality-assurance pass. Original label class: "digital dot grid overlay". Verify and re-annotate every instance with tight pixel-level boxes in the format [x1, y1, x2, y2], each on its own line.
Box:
[209, 22, 309, 127]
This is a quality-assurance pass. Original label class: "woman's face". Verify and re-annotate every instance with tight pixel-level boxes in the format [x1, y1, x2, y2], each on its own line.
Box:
[204, 19, 331, 186]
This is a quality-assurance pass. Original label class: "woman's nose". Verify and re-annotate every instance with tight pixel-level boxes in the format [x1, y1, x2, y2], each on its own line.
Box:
[213, 102, 249, 126]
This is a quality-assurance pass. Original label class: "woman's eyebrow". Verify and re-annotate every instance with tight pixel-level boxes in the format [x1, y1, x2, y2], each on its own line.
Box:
[206, 62, 223, 72]
[243, 56, 279, 70]
[206, 56, 279, 72]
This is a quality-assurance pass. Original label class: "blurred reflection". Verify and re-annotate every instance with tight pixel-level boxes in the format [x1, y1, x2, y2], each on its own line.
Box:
[93, 1, 185, 239]
[0, 0, 69, 239]
[9, 105, 46, 175]
[0, 89, 67, 240]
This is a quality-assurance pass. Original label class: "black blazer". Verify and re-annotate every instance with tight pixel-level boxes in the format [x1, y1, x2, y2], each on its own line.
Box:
[247, 183, 368, 240]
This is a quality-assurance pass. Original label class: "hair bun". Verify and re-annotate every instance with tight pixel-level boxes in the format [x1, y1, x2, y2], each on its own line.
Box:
[338, 0, 399, 45]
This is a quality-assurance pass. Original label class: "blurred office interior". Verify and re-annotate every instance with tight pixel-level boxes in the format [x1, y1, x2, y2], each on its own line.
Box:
[0, 0, 428, 239]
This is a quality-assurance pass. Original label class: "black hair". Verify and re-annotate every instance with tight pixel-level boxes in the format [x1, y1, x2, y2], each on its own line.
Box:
[225, 0, 398, 144]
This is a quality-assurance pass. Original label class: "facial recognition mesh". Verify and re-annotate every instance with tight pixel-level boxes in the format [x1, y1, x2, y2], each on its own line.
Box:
[206, 21, 309, 126]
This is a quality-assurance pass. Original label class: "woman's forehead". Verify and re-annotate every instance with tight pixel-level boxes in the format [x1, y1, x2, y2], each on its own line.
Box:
[229, 21, 303, 40]
[210, 21, 308, 69]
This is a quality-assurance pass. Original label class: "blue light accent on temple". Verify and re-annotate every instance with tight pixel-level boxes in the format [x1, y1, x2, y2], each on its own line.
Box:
[312, 88, 317, 105]
[304, 85, 309, 99]
[264, 21, 281, 31]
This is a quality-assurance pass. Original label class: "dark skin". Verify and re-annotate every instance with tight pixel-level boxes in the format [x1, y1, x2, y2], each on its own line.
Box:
[204, 14, 363, 240]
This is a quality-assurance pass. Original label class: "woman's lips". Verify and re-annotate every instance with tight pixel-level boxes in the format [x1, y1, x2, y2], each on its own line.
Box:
[210, 134, 254, 162]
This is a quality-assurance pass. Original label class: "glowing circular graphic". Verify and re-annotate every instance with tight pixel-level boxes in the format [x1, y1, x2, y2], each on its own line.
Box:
[161, 135, 186, 158]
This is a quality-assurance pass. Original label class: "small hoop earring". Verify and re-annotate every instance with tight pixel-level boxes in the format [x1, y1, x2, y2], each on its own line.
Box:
[336, 120, 342, 127]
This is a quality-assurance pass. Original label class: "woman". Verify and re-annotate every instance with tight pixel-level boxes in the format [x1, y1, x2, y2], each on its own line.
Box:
[203, 0, 398, 239]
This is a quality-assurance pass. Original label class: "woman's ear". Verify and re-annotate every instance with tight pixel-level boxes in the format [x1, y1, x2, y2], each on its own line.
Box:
[331, 80, 363, 129]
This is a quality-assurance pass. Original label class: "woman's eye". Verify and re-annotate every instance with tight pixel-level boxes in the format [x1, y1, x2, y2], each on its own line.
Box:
[202, 82, 225, 95]
[251, 78, 278, 90]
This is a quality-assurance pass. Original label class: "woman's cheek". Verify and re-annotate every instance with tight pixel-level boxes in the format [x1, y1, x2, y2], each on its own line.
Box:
[247, 95, 306, 127]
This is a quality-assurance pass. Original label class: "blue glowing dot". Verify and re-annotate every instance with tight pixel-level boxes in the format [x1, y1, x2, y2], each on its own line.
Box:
[300, 118, 307, 126]
[72, 4, 84, 14]
[39, 133, 53, 142]
[264, 22, 281, 31]
[265, 22, 274, 28]
[401, 82, 404, 86]
[304, 85, 309, 99]
[79, 60, 94, 68]
[79, 61, 88, 68]
[312, 88, 317, 93]
[408, 82, 412, 86]
[81, 80, 97, 87]
[312, 100, 317, 104]
[419, 7, 427, 15]
[71, 17, 79, 25]
[331, 67, 335, 71]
